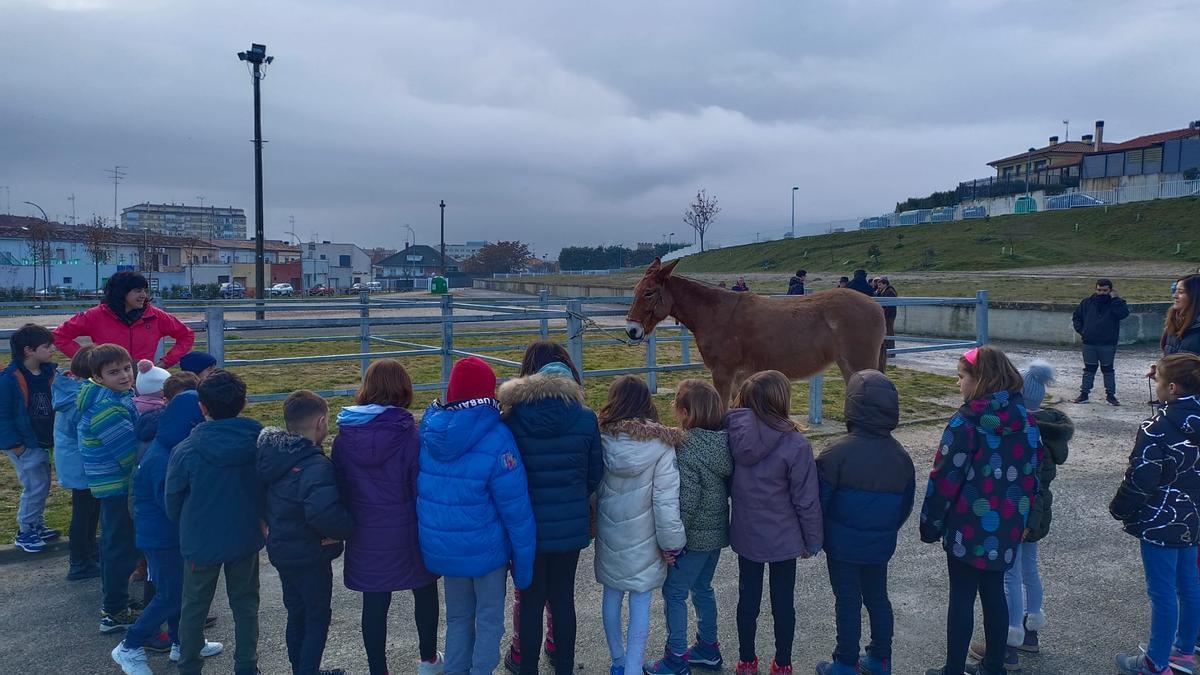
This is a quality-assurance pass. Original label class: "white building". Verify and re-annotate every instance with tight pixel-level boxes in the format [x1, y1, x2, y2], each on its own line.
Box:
[444, 241, 489, 261]
[298, 241, 373, 289]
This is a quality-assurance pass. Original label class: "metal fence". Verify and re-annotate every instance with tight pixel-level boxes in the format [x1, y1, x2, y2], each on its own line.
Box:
[0, 291, 989, 425]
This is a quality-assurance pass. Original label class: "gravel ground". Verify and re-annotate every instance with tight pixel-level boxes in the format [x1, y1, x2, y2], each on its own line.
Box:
[0, 341, 1163, 674]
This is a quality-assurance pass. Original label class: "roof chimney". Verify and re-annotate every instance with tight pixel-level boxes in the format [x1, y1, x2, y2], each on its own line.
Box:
[1094, 120, 1104, 151]
[1081, 133, 1094, 144]
[1048, 136, 1059, 146]
[1191, 120, 1200, 129]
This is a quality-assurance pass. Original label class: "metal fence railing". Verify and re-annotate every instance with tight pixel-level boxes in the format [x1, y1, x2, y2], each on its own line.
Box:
[0, 290, 989, 425]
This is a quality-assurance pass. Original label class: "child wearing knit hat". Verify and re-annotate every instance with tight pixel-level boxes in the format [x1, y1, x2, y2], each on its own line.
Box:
[417, 357, 536, 675]
[178, 352, 217, 379]
[134, 360, 170, 415]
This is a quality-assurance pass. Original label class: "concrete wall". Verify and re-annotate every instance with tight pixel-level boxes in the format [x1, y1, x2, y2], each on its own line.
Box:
[475, 279, 1170, 346]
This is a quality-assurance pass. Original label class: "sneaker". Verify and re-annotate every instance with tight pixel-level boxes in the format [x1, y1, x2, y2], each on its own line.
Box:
[36, 524, 61, 541]
[968, 643, 1019, 671]
[111, 644, 153, 675]
[1108, 394, 1122, 406]
[1170, 649, 1197, 675]
[769, 660, 792, 674]
[13, 530, 46, 553]
[814, 661, 858, 675]
[1016, 623, 1039, 654]
[1115, 651, 1169, 675]
[100, 608, 141, 633]
[611, 667, 626, 675]
[67, 561, 101, 581]
[143, 631, 172, 653]
[418, 652, 445, 675]
[645, 649, 691, 674]
[686, 639, 724, 669]
[169, 640, 225, 662]
[860, 646, 891, 675]
[1071, 393, 1090, 404]
[735, 658, 759, 675]
[504, 648, 520, 674]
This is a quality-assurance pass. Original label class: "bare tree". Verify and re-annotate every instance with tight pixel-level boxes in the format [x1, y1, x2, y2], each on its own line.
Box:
[24, 219, 53, 291]
[682, 188, 721, 252]
[81, 216, 114, 292]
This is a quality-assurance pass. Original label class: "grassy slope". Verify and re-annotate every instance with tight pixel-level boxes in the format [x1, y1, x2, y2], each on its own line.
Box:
[677, 197, 1200, 274]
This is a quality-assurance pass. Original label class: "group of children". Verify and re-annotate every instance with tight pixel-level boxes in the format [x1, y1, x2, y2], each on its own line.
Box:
[7, 310, 1200, 675]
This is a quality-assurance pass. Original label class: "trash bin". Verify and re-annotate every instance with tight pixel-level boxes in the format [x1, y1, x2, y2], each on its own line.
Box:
[430, 276, 449, 294]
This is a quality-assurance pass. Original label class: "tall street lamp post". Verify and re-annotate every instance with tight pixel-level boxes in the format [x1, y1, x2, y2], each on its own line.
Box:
[791, 186, 799, 237]
[439, 200, 446, 277]
[23, 201, 50, 290]
[237, 43, 274, 313]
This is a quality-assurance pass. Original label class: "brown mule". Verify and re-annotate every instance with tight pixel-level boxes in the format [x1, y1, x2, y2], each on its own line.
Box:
[625, 258, 886, 402]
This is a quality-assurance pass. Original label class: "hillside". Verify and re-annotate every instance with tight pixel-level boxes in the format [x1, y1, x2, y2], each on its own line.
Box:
[674, 197, 1200, 274]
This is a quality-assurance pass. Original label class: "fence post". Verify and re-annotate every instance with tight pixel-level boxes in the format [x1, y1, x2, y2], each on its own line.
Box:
[679, 325, 691, 365]
[566, 299, 584, 384]
[206, 307, 225, 368]
[538, 289, 549, 341]
[441, 295, 454, 398]
[646, 330, 658, 394]
[808, 374, 824, 426]
[975, 290, 989, 345]
[359, 290, 371, 378]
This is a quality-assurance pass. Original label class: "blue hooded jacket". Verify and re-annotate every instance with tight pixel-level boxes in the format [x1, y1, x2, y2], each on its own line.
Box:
[0, 359, 56, 452]
[417, 399, 536, 588]
[52, 370, 88, 489]
[133, 391, 205, 550]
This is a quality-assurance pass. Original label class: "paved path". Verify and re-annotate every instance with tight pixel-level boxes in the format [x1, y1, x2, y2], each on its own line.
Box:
[0, 341, 1162, 673]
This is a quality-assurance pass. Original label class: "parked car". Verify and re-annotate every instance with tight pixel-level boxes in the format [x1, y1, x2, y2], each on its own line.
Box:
[1046, 192, 1104, 209]
[269, 283, 294, 297]
[219, 282, 246, 299]
[349, 281, 383, 294]
[307, 284, 336, 296]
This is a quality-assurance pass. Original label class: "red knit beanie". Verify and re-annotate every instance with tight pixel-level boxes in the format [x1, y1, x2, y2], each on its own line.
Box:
[446, 356, 497, 403]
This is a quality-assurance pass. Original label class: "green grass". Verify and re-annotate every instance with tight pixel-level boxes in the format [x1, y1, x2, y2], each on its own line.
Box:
[677, 197, 1200, 273]
[0, 332, 958, 541]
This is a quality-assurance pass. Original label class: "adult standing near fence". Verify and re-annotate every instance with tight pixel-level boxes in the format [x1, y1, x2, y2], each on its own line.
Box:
[1070, 278, 1129, 405]
[731, 276, 750, 293]
[876, 276, 899, 353]
[53, 271, 195, 368]
[847, 269, 874, 296]
[787, 270, 806, 296]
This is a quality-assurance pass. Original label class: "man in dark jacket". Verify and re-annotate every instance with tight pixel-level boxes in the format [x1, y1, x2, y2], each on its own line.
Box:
[1071, 278, 1130, 405]
[787, 270, 807, 296]
[875, 277, 899, 354]
[165, 370, 264, 675]
[814, 370, 915, 675]
[847, 269, 874, 296]
[258, 390, 353, 675]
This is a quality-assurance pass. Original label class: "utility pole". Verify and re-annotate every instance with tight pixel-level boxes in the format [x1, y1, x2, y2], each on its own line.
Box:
[439, 200, 446, 277]
[791, 186, 799, 237]
[68, 194, 76, 226]
[106, 166, 127, 226]
[237, 43, 274, 313]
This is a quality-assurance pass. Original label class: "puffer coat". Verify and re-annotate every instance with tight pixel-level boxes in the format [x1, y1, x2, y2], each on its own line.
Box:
[675, 428, 732, 552]
[594, 419, 687, 593]
[1025, 408, 1073, 543]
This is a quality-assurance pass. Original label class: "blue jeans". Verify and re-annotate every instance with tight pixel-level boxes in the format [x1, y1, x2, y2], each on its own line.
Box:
[4, 446, 50, 532]
[603, 586, 652, 670]
[662, 549, 720, 654]
[1141, 541, 1200, 668]
[125, 548, 183, 648]
[98, 494, 138, 615]
[443, 566, 508, 675]
[827, 558, 893, 667]
[279, 560, 334, 675]
[1004, 542, 1043, 643]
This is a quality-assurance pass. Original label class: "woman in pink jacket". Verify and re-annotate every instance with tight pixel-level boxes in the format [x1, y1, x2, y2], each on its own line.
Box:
[53, 272, 194, 368]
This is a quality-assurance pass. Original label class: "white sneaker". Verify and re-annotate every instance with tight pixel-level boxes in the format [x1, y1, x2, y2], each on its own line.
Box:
[111, 644, 153, 675]
[417, 651, 445, 675]
[169, 640, 225, 662]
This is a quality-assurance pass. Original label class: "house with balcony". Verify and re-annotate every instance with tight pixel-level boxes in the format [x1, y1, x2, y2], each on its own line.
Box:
[376, 245, 460, 289]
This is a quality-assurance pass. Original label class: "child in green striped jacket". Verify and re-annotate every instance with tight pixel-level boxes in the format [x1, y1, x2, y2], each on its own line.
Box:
[78, 343, 142, 633]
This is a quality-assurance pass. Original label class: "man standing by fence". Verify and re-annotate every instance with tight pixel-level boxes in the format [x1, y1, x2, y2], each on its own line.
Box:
[1071, 278, 1130, 405]
[876, 276, 898, 353]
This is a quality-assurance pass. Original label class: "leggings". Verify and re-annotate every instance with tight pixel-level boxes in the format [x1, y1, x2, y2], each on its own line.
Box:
[362, 583, 440, 675]
[736, 556, 797, 667]
[68, 488, 100, 567]
[518, 550, 579, 674]
[602, 586, 652, 670]
[945, 555, 1008, 675]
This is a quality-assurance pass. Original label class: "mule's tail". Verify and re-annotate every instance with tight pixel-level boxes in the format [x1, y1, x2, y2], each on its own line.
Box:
[878, 342, 888, 371]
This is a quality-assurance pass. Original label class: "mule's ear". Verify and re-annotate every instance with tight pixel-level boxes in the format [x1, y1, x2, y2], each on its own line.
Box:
[658, 259, 681, 278]
[644, 258, 662, 276]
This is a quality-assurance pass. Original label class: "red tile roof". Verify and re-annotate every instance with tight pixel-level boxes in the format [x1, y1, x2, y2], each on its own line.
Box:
[988, 141, 1112, 167]
[1100, 127, 1200, 152]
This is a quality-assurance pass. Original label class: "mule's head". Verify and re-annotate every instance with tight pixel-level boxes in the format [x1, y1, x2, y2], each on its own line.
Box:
[625, 258, 679, 342]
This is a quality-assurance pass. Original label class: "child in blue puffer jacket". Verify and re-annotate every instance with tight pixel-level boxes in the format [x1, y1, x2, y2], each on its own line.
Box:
[418, 356, 536, 675]
[53, 345, 101, 580]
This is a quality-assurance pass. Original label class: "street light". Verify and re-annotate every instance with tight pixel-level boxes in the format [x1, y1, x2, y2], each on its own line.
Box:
[668, 231, 675, 246]
[23, 202, 50, 290]
[439, 200, 446, 277]
[1025, 147, 1036, 201]
[791, 186, 799, 237]
[237, 42, 274, 310]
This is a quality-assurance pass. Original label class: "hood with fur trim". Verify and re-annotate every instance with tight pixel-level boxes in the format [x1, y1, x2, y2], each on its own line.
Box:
[498, 371, 583, 410]
[600, 419, 684, 479]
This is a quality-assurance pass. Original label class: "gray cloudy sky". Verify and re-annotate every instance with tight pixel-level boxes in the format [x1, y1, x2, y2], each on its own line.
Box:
[2, 0, 1197, 256]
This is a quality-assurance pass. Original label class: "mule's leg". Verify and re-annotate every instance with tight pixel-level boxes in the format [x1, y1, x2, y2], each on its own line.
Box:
[711, 365, 734, 404]
[730, 369, 750, 398]
[835, 356, 854, 383]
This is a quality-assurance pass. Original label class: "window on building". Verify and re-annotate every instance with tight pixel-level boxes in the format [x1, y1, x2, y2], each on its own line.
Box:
[319, 254, 326, 260]
[63, 277, 72, 284]
[339, 254, 351, 267]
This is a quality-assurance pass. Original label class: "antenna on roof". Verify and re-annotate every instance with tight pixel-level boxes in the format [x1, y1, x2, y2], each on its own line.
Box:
[1062, 119, 1069, 141]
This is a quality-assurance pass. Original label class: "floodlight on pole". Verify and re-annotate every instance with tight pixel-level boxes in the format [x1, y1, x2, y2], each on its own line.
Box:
[791, 186, 799, 237]
[237, 42, 274, 313]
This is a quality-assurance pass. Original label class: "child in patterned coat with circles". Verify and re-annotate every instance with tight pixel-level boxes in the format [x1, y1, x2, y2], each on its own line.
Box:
[919, 346, 1044, 675]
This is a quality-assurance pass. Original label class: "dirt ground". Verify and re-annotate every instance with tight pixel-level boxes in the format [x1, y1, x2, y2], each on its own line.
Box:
[0, 338, 1164, 674]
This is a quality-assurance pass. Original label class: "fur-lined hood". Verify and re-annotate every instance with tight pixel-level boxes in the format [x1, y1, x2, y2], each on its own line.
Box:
[600, 418, 683, 480]
[498, 372, 583, 412]
[601, 418, 685, 446]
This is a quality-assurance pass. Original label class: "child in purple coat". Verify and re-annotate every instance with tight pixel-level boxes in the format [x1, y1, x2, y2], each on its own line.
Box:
[331, 359, 442, 675]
